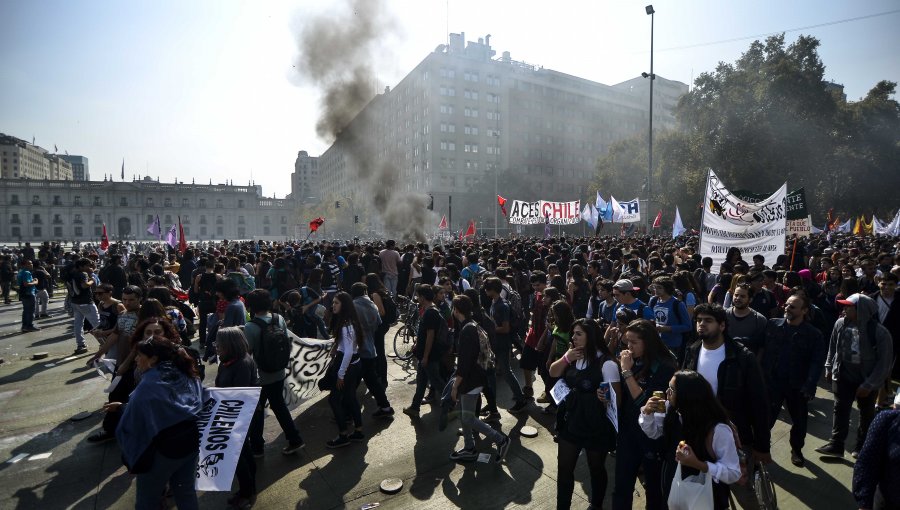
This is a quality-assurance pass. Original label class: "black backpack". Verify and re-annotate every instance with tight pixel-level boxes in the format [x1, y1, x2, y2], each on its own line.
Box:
[381, 292, 399, 325]
[251, 313, 292, 372]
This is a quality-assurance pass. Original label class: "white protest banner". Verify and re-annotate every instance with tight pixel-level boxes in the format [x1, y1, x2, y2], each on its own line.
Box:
[282, 331, 334, 409]
[700, 169, 787, 273]
[618, 198, 641, 223]
[195, 387, 261, 491]
[508, 200, 581, 225]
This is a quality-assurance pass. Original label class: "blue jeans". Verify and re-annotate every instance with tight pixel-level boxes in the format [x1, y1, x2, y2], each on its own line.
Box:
[20, 294, 35, 329]
[459, 392, 503, 450]
[135, 451, 198, 510]
[383, 273, 398, 296]
[411, 357, 445, 409]
[72, 302, 100, 348]
[493, 334, 525, 403]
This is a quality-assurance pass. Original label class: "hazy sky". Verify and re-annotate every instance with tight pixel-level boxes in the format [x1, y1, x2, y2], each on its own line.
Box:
[1, 0, 897, 198]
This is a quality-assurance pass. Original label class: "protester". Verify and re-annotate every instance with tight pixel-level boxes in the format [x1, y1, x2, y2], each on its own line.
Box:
[108, 336, 204, 510]
[852, 390, 900, 510]
[69, 257, 101, 353]
[325, 292, 365, 448]
[16, 259, 40, 333]
[349, 282, 394, 418]
[403, 284, 448, 419]
[484, 276, 529, 413]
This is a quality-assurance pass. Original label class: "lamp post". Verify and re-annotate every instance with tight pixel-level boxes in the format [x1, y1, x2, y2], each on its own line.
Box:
[643, 4, 655, 232]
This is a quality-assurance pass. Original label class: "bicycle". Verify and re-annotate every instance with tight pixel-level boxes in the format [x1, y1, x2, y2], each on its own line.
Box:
[392, 295, 420, 360]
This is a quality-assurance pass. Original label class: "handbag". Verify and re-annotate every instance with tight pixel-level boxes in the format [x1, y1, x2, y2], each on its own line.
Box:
[667, 462, 714, 510]
[317, 351, 343, 391]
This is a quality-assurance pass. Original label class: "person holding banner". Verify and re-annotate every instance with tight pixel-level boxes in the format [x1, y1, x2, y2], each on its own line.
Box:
[326, 292, 365, 448]
[215, 327, 260, 509]
[109, 335, 204, 510]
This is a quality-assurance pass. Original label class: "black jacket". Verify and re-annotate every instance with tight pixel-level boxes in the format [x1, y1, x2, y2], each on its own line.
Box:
[759, 319, 826, 396]
[683, 337, 771, 453]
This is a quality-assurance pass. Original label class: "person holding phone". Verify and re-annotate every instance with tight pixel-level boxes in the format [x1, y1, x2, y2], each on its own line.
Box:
[549, 319, 621, 510]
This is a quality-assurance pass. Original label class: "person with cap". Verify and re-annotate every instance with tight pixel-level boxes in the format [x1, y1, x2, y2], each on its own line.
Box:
[817, 293, 894, 458]
[852, 389, 900, 510]
[611, 278, 654, 324]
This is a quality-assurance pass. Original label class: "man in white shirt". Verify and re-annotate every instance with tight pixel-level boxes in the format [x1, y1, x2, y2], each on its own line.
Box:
[379, 240, 401, 296]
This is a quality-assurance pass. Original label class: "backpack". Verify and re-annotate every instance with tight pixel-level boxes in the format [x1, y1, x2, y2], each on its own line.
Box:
[462, 265, 484, 290]
[503, 284, 524, 327]
[469, 321, 495, 370]
[430, 306, 452, 352]
[228, 271, 255, 296]
[381, 292, 399, 325]
[251, 313, 292, 372]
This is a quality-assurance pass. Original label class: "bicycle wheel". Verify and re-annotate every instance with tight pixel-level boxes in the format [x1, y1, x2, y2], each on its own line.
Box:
[393, 324, 415, 361]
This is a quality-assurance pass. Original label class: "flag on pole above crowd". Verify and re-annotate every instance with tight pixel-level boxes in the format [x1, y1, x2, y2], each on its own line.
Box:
[652, 211, 662, 228]
[100, 224, 110, 250]
[147, 215, 161, 239]
[438, 215, 448, 230]
[672, 207, 686, 238]
[497, 195, 508, 217]
[178, 217, 187, 253]
[596, 193, 611, 222]
[165, 224, 178, 249]
[581, 203, 596, 229]
[309, 217, 324, 232]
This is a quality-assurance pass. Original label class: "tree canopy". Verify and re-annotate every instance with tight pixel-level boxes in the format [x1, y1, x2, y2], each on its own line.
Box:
[594, 34, 900, 226]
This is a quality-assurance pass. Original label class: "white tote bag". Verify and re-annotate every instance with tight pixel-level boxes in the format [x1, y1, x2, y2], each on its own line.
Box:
[667, 462, 714, 510]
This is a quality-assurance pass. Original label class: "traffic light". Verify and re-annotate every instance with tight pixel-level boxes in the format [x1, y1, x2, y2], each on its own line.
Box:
[428, 194, 434, 211]
[335, 201, 341, 208]
[354, 215, 359, 224]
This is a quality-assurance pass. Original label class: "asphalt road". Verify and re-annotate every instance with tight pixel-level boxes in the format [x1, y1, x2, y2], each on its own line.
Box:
[0, 295, 861, 509]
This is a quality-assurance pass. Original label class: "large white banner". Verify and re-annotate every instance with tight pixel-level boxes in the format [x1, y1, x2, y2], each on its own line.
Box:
[195, 387, 261, 491]
[508, 200, 581, 225]
[282, 332, 334, 408]
[700, 170, 787, 273]
[617, 198, 642, 223]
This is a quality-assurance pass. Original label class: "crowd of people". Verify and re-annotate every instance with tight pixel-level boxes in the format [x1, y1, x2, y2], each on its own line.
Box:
[3, 232, 900, 509]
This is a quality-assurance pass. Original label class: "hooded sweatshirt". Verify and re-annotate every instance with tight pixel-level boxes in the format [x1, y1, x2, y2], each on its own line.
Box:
[825, 294, 894, 391]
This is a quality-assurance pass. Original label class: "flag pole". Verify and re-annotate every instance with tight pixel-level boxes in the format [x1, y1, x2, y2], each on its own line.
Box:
[789, 237, 798, 270]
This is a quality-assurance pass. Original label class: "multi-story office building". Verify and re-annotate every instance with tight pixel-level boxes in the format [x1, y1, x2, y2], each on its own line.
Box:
[0, 134, 74, 181]
[61, 155, 90, 181]
[0, 177, 293, 243]
[317, 33, 688, 231]
[289, 150, 319, 201]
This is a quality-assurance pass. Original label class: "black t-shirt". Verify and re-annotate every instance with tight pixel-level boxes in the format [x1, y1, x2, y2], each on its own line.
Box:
[750, 288, 777, 317]
[490, 299, 512, 346]
[415, 307, 444, 359]
[70, 271, 94, 305]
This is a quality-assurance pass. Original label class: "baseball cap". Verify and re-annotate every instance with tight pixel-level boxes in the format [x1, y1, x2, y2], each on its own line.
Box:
[613, 279, 639, 293]
[836, 294, 860, 307]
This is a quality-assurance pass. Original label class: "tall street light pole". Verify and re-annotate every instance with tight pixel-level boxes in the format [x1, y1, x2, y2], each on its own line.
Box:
[644, 5, 655, 232]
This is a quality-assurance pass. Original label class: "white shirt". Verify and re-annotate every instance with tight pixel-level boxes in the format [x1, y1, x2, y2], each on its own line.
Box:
[698, 343, 726, 395]
[638, 416, 742, 484]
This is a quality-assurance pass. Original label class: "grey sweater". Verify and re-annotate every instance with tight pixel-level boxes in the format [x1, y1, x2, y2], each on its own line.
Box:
[825, 294, 894, 391]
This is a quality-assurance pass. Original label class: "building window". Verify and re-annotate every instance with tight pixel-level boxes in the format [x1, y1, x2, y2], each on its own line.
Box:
[10, 195, 19, 205]
[216, 216, 223, 225]
[183, 227, 189, 236]
[164, 215, 172, 225]
[238, 227, 246, 238]
[238, 216, 245, 224]
[53, 196, 62, 206]
[94, 196, 103, 206]
[164, 198, 172, 207]
[33, 227, 42, 237]
[32, 195, 40, 205]
[52, 215, 63, 224]
[32, 214, 42, 224]
[281, 216, 286, 224]
[73, 214, 83, 224]
[146, 214, 154, 225]
[216, 199, 222, 208]
[120, 197, 128, 206]
[216, 226, 223, 236]
[199, 199, 206, 208]
[201, 227, 207, 236]
[263, 216, 270, 224]
[200, 215, 207, 225]
[94, 214, 102, 223]
[94, 227, 102, 236]
[73, 196, 82, 206]
[74, 226, 83, 237]
[182, 198, 190, 207]
[182, 215, 190, 224]
[238, 200, 244, 208]
[10, 214, 20, 224]
[146, 197, 154, 206]
[11, 227, 20, 238]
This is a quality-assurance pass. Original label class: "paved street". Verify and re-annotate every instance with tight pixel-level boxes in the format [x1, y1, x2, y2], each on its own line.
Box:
[0, 295, 861, 509]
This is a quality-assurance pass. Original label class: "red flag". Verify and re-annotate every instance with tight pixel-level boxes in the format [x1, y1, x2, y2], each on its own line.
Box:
[309, 217, 325, 232]
[177, 216, 187, 253]
[497, 195, 508, 216]
[463, 219, 476, 242]
[652, 211, 662, 228]
[438, 215, 448, 230]
[100, 224, 110, 250]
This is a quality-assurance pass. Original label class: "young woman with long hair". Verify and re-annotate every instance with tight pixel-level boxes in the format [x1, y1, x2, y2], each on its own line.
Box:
[640, 370, 742, 509]
[549, 318, 620, 510]
[612, 319, 678, 510]
[326, 291, 365, 448]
